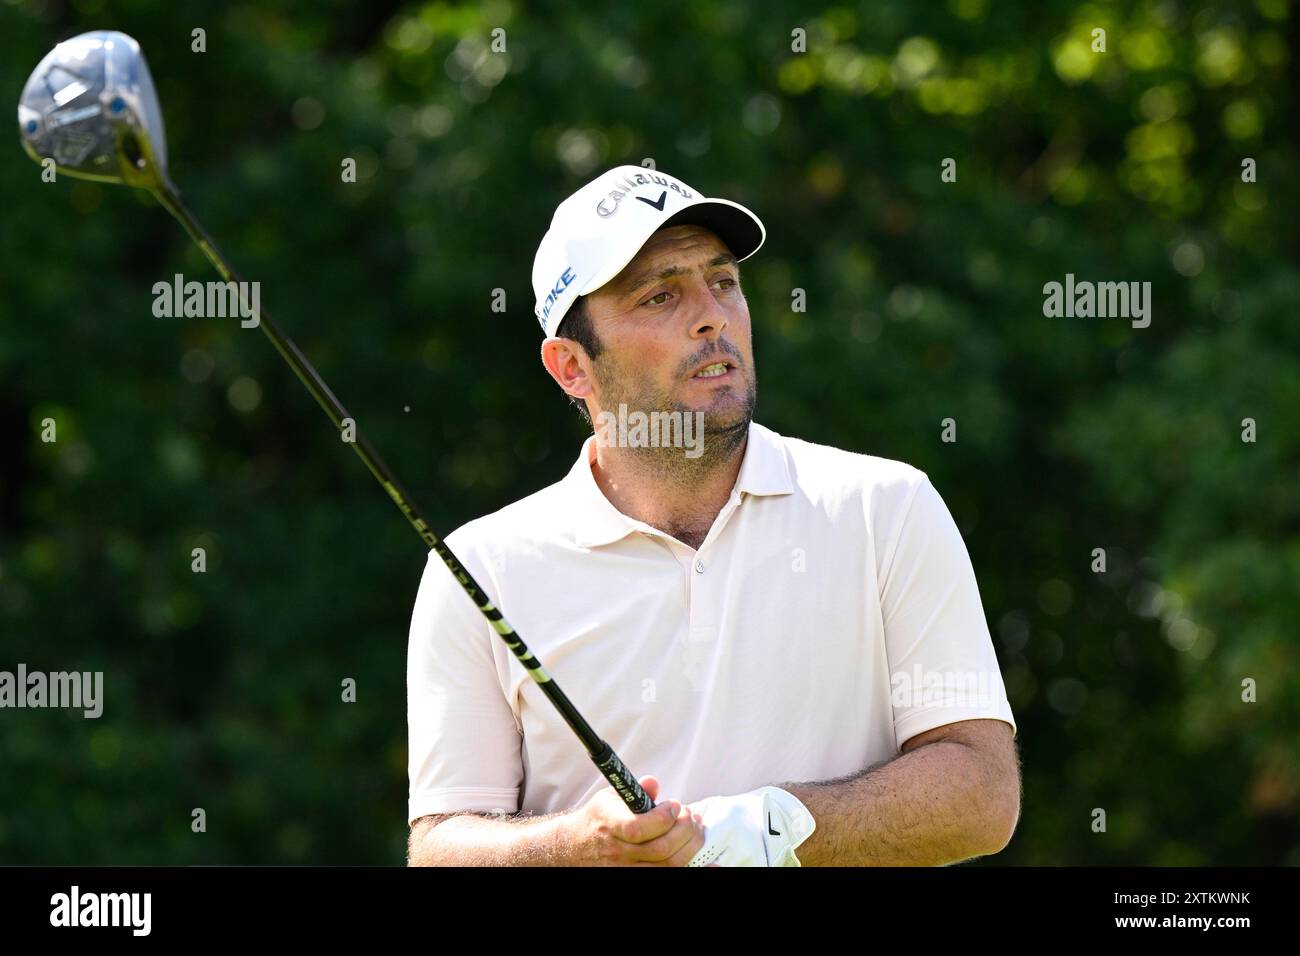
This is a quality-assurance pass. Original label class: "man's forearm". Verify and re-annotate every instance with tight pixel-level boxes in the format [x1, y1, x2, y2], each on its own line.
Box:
[408, 812, 572, 866]
[780, 740, 1018, 866]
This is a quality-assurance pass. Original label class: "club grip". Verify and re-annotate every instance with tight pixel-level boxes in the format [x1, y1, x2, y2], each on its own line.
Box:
[590, 743, 654, 813]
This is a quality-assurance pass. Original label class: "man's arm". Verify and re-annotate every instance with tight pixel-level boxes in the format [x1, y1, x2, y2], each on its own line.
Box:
[777, 718, 1021, 866]
[407, 777, 706, 867]
[407, 811, 573, 866]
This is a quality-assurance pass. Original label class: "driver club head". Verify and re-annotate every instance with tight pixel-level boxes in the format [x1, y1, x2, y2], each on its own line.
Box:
[18, 30, 172, 194]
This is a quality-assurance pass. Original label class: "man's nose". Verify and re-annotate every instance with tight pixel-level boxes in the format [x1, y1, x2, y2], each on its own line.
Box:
[687, 280, 730, 339]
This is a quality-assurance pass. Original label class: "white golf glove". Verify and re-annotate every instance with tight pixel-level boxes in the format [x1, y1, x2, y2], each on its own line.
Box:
[684, 786, 816, 867]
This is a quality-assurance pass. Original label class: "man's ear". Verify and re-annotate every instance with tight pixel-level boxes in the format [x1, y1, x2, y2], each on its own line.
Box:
[540, 336, 595, 402]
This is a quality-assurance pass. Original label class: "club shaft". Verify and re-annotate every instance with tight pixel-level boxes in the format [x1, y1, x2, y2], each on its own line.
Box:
[154, 185, 653, 815]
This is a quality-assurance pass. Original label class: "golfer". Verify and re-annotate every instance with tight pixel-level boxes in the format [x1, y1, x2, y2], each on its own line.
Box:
[407, 166, 1020, 866]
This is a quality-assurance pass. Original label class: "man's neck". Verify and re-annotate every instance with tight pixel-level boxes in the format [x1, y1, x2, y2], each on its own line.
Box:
[589, 426, 749, 551]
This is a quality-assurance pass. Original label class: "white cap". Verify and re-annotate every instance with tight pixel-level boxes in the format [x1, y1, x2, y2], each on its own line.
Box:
[531, 165, 766, 337]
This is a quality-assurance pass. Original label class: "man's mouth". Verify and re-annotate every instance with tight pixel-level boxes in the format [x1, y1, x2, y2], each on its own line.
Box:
[691, 361, 734, 379]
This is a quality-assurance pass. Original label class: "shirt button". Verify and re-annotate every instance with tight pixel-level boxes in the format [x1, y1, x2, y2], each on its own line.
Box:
[694, 560, 705, 574]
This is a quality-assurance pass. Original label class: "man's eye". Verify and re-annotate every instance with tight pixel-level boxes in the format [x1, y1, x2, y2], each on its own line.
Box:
[642, 278, 737, 307]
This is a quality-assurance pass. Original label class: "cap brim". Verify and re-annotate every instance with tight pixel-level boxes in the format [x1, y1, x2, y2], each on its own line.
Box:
[659, 198, 766, 262]
[575, 196, 766, 301]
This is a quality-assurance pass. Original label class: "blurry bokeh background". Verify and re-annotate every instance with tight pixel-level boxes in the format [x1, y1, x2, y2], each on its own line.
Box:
[0, 0, 1296, 864]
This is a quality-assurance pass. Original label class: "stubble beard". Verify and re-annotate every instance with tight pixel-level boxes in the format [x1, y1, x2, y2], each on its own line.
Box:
[591, 355, 757, 488]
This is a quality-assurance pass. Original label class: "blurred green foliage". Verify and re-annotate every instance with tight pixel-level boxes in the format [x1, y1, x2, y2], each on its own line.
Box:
[0, 0, 1296, 864]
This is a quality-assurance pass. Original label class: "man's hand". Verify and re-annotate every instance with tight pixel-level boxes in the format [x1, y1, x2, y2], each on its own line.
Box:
[557, 775, 707, 866]
[684, 786, 817, 866]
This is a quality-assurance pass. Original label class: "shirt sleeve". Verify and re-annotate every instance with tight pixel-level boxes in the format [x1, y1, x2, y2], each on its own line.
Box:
[875, 474, 1017, 752]
[407, 542, 524, 825]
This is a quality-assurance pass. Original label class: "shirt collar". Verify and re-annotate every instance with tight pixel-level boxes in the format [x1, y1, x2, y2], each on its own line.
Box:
[564, 420, 794, 549]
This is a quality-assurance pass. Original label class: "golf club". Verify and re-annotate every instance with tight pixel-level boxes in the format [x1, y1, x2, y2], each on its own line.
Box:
[18, 29, 653, 815]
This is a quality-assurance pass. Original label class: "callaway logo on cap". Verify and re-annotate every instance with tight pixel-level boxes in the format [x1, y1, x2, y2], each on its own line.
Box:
[531, 165, 766, 337]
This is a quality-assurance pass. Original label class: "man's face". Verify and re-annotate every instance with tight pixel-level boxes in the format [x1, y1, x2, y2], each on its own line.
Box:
[577, 225, 757, 447]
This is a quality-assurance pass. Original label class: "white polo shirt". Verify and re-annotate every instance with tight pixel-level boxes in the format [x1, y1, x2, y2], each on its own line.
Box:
[407, 421, 1016, 824]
